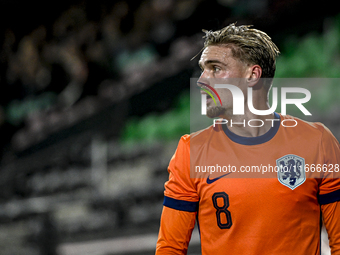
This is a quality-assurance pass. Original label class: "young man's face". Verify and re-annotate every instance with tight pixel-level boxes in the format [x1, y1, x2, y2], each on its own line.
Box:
[198, 45, 250, 118]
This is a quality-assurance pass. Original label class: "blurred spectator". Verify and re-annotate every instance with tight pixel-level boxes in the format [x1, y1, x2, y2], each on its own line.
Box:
[0, 0, 338, 158]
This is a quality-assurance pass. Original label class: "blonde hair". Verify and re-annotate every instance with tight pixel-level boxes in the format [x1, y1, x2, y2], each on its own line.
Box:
[202, 23, 280, 80]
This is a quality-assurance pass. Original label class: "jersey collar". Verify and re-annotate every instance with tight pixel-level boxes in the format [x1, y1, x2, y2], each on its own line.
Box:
[222, 112, 281, 145]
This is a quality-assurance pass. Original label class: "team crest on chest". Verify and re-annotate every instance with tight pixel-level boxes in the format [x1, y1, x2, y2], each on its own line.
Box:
[276, 154, 306, 190]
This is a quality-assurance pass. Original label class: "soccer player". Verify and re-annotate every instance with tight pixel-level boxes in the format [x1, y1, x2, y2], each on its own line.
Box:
[155, 23, 340, 254]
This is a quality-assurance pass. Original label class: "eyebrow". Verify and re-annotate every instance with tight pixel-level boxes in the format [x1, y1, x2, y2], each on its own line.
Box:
[198, 59, 226, 69]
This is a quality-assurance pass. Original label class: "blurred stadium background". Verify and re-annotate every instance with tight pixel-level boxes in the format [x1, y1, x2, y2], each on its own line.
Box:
[0, 0, 339, 254]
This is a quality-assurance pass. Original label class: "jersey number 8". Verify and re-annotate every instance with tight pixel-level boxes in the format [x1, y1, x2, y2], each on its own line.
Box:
[212, 192, 233, 229]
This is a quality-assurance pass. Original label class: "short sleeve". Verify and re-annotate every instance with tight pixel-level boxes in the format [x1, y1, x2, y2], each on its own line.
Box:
[163, 135, 199, 211]
[318, 125, 340, 205]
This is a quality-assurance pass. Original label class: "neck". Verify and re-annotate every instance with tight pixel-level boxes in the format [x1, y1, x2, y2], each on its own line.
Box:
[226, 112, 275, 137]
[222, 95, 275, 137]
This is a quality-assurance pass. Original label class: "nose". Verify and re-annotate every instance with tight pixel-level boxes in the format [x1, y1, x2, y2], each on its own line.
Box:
[197, 72, 210, 89]
[197, 67, 215, 87]
[197, 81, 208, 90]
[199, 69, 212, 79]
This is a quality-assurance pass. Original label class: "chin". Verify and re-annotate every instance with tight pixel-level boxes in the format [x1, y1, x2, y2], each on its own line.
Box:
[206, 106, 226, 118]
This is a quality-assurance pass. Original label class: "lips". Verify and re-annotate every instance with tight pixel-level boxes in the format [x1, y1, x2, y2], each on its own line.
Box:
[198, 82, 213, 100]
[200, 91, 213, 104]
[197, 81, 223, 106]
[206, 97, 213, 105]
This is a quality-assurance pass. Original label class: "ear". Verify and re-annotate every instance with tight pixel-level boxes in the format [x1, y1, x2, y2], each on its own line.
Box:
[247, 65, 262, 87]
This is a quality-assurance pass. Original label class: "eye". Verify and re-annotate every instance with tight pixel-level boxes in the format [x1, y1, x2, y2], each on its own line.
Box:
[213, 66, 221, 72]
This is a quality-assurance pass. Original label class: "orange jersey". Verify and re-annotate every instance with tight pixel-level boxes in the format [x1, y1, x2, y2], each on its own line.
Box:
[156, 113, 340, 254]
